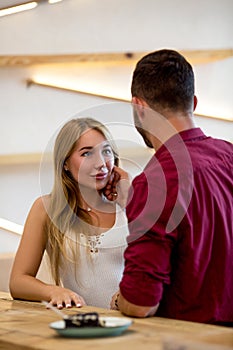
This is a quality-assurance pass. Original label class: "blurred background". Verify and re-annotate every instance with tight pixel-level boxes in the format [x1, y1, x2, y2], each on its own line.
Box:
[0, 0, 232, 289]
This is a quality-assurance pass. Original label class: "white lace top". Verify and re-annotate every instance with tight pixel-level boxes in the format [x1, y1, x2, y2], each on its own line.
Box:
[60, 205, 129, 309]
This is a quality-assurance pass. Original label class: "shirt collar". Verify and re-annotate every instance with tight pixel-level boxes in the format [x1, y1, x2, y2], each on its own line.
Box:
[155, 128, 206, 157]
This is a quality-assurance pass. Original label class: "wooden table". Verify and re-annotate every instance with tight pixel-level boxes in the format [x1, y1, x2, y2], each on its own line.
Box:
[0, 291, 232, 350]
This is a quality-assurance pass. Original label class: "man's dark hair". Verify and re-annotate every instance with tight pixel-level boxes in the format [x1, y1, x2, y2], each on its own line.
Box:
[131, 49, 195, 112]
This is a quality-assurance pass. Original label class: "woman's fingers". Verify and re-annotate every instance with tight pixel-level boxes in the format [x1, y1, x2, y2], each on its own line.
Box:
[103, 168, 125, 201]
[48, 289, 86, 309]
[70, 293, 86, 308]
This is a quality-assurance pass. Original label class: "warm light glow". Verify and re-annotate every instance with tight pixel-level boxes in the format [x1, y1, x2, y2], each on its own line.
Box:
[48, 0, 63, 3]
[195, 105, 233, 122]
[0, 218, 23, 235]
[30, 76, 131, 102]
[0, 1, 38, 17]
[28, 77, 232, 122]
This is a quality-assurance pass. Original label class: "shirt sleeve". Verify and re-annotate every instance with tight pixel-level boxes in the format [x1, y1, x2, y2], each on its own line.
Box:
[120, 170, 177, 307]
[120, 232, 173, 306]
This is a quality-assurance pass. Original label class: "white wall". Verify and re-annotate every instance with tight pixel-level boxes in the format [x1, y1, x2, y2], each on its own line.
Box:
[1, 0, 232, 54]
[0, 0, 232, 153]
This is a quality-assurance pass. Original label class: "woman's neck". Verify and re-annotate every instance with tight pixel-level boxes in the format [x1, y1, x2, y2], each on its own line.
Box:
[80, 187, 115, 214]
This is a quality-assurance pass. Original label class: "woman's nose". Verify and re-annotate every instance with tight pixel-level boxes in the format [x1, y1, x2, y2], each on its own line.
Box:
[94, 153, 106, 169]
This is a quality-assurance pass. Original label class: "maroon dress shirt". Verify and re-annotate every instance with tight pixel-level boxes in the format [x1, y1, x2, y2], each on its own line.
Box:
[120, 128, 233, 324]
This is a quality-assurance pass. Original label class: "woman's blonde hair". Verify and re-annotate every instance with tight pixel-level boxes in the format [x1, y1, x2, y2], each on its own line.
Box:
[46, 117, 119, 284]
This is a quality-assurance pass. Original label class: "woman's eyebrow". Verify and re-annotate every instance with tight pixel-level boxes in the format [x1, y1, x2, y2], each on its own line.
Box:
[78, 146, 93, 152]
[78, 142, 110, 152]
[103, 143, 111, 148]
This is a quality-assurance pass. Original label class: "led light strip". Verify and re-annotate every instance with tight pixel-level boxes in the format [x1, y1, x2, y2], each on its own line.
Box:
[0, 0, 63, 17]
[0, 218, 23, 235]
[0, 2, 38, 17]
[28, 78, 233, 122]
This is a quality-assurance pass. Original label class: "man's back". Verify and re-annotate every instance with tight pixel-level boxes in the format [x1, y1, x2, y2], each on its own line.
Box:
[157, 128, 233, 323]
[123, 128, 233, 323]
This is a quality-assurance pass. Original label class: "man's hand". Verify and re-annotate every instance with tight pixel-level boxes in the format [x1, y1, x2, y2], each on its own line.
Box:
[110, 290, 120, 310]
[113, 291, 159, 318]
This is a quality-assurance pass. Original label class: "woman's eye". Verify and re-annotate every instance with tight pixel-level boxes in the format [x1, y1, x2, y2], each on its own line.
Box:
[81, 151, 92, 157]
[103, 148, 113, 156]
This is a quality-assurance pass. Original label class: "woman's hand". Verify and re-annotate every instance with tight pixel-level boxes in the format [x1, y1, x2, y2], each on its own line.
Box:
[46, 285, 86, 309]
[103, 166, 131, 208]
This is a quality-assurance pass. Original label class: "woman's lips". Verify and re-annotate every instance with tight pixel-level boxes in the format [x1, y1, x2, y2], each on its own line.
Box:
[94, 173, 109, 180]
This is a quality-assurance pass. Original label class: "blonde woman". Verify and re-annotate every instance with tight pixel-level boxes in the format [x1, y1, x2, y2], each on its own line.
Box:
[9, 118, 130, 309]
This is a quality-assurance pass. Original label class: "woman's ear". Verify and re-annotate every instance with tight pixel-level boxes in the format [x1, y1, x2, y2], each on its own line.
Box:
[64, 162, 69, 171]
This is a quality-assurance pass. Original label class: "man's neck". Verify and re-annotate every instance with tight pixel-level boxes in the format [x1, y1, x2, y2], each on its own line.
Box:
[167, 113, 196, 132]
[150, 112, 196, 151]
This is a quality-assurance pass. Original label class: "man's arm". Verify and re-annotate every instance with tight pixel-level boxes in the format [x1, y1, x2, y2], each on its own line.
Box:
[116, 292, 159, 318]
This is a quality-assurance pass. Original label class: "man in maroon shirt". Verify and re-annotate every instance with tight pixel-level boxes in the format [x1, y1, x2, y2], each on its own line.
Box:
[113, 49, 233, 325]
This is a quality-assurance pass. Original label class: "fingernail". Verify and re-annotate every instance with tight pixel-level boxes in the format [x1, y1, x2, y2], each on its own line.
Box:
[57, 304, 63, 309]
[66, 304, 71, 308]
[76, 303, 82, 307]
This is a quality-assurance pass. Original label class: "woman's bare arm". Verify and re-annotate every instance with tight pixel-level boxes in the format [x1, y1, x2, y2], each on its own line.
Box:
[9, 196, 85, 309]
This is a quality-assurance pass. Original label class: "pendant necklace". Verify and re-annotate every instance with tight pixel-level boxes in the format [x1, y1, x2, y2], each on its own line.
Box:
[84, 193, 109, 213]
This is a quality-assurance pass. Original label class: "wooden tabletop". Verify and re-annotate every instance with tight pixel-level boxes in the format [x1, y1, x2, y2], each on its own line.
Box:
[0, 291, 232, 350]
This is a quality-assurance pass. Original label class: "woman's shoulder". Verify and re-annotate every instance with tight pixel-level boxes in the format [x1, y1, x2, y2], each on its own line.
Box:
[30, 195, 51, 216]
[24, 195, 51, 230]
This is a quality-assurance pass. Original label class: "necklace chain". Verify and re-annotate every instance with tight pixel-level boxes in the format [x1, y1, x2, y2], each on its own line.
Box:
[83, 193, 113, 213]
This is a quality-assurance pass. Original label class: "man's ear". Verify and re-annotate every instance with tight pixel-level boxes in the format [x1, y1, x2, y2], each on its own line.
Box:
[132, 97, 147, 119]
[193, 95, 198, 111]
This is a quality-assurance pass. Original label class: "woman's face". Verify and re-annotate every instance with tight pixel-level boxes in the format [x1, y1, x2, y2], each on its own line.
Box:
[65, 128, 115, 191]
